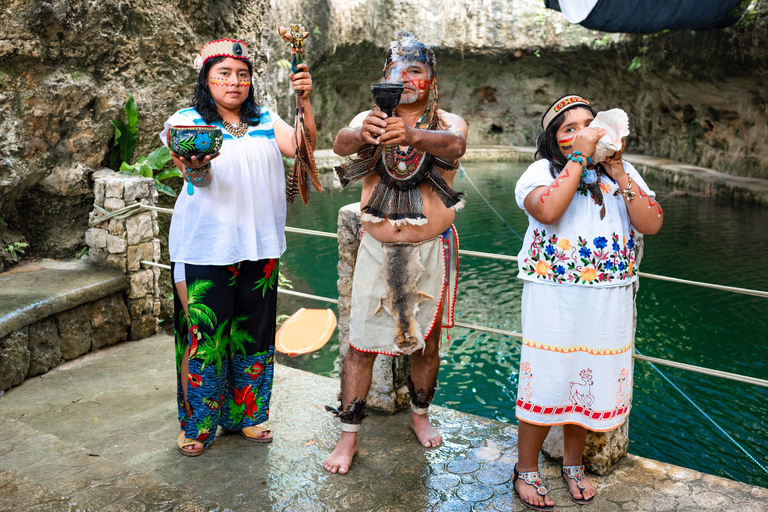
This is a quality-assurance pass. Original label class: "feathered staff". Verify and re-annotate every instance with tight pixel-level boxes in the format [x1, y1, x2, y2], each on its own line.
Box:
[278, 24, 323, 204]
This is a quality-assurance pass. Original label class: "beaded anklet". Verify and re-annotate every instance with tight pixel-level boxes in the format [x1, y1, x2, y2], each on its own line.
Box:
[184, 163, 211, 196]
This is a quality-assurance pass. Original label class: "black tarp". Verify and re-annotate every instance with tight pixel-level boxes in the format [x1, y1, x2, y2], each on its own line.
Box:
[545, 0, 745, 33]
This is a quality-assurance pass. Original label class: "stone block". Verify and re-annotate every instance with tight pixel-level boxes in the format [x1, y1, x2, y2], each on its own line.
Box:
[127, 296, 153, 317]
[108, 219, 126, 236]
[153, 300, 161, 316]
[0, 329, 30, 391]
[105, 253, 127, 273]
[153, 240, 161, 262]
[128, 269, 153, 299]
[541, 421, 629, 475]
[130, 315, 157, 341]
[106, 234, 127, 254]
[105, 179, 124, 198]
[126, 241, 154, 272]
[56, 305, 93, 360]
[88, 247, 107, 264]
[27, 318, 61, 377]
[89, 294, 130, 350]
[85, 228, 107, 248]
[126, 212, 153, 245]
[104, 197, 126, 211]
[94, 179, 106, 207]
[124, 178, 151, 202]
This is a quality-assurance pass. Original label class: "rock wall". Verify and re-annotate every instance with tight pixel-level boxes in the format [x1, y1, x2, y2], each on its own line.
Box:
[0, 0, 270, 270]
[269, 0, 768, 180]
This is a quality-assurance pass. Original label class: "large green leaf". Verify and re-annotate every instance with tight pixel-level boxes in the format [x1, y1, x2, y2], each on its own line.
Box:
[155, 168, 182, 181]
[146, 145, 172, 170]
[120, 95, 139, 164]
[154, 181, 177, 197]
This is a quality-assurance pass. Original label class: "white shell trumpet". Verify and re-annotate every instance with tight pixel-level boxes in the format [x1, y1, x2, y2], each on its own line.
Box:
[589, 109, 630, 162]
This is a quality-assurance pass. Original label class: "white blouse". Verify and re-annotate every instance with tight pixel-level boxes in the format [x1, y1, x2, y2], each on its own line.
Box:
[160, 108, 286, 266]
[514, 158, 656, 288]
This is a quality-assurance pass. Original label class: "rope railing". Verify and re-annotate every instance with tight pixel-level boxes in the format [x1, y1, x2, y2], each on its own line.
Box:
[141, 259, 768, 390]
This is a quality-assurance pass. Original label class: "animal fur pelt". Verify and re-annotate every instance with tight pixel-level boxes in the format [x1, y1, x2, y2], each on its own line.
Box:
[375, 244, 434, 355]
[286, 95, 322, 204]
[334, 142, 464, 225]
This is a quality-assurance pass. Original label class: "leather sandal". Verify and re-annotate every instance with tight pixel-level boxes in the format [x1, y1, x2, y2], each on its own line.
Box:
[240, 424, 273, 443]
[562, 464, 596, 505]
[177, 431, 205, 457]
[513, 463, 554, 511]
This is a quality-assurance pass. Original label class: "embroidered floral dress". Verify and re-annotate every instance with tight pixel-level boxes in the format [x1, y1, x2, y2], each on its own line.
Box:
[513, 158, 655, 431]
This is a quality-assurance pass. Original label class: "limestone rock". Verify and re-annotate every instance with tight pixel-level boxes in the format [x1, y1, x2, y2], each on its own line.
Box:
[541, 423, 629, 475]
[126, 212, 153, 246]
[38, 163, 92, 197]
[106, 234, 127, 254]
[128, 269, 154, 299]
[56, 306, 93, 360]
[0, 329, 30, 391]
[85, 228, 107, 249]
[130, 315, 157, 341]
[89, 294, 130, 350]
[26, 317, 62, 377]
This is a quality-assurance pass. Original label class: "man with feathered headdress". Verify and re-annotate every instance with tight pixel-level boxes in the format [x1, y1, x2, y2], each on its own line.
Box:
[325, 30, 467, 474]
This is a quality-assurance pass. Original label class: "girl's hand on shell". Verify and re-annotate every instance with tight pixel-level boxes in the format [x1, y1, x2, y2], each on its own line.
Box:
[571, 127, 607, 159]
[289, 63, 312, 98]
[602, 138, 627, 178]
[173, 152, 221, 169]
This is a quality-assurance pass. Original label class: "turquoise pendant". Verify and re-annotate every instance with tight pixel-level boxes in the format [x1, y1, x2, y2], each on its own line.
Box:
[187, 182, 194, 196]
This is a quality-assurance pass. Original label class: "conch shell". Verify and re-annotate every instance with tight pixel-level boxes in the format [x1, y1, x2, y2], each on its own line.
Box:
[589, 109, 630, 162]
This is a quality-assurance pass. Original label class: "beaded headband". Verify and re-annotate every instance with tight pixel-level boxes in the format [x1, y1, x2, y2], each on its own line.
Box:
[541, 94, 590, 131]
[193, 39, 250, 70]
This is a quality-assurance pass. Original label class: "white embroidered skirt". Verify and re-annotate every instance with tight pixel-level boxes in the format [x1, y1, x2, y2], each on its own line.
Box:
[515, 281, 634, 431]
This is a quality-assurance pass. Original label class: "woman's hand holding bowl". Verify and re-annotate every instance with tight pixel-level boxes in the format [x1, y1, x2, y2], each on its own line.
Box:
[172, 152, 221, 170]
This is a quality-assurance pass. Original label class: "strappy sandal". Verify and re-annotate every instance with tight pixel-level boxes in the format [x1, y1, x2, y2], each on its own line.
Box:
[240, 424, 273, 443]
[176, 431, 205, 457]
[513, 463, 554, 511]
[562, 464, 596, 505]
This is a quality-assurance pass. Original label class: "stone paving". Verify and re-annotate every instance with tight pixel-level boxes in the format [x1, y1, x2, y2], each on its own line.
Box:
[0, 334, 766, 511]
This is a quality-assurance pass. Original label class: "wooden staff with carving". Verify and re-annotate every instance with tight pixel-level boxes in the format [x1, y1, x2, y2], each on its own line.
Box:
[278, 24, 323, 204]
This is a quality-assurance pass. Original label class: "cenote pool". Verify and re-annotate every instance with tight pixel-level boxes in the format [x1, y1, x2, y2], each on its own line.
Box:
[277, 161, 768, 488]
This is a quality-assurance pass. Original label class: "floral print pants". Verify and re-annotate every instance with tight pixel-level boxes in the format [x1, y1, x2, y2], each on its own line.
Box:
[171, 259, 279, 447]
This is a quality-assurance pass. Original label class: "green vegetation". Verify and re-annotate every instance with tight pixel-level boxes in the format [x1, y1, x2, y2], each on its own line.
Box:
[5, 242, 28, 262]
[111, 95, 181, 196]
[628, 56, 643, 72]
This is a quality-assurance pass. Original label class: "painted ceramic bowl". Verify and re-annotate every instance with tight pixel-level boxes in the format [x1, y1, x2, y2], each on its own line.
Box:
[168, 125, 223, 159]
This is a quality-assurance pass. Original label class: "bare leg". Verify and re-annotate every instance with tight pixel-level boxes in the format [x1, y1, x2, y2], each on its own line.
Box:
[408, 324, 442, 447]
[175, 280, 202, 454]
[323, 348, 377, 474]
[562, 424, 596, 500]
[515, 420, 555, 509]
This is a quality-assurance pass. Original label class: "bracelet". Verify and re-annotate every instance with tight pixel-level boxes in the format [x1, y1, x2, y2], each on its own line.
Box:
[614, 174, 635, 200]
[184, 163, 211, 196]
[565, 151, 594, 179]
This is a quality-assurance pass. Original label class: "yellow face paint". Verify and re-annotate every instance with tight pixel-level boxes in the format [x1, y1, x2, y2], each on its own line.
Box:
[210, 77, 228, 87]
[558, 135, 574, 150]
[239, 79, 251, 88]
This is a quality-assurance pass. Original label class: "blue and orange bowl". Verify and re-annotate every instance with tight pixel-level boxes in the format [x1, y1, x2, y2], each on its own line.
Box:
[168, 125, 223, 159]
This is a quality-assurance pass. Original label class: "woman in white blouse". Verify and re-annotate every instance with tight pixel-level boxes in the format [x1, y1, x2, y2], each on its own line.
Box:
[511, 95, 662, 510]
[159, 39, 314, 457]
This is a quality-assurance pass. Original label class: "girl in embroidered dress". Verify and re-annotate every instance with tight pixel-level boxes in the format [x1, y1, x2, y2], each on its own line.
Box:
[159, 39, 316, 456]
[511, 95, 663, 510]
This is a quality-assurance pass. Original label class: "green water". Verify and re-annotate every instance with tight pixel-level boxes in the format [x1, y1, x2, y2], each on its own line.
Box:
[278, 161, 768, 488]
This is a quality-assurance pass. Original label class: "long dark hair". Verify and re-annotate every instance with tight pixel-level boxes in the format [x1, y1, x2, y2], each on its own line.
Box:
[192, 56, 261, 126]
[535, 105, 599, 179]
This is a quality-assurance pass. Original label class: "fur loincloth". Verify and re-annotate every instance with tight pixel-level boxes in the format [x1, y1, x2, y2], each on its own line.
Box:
[349, 227, 458, 356]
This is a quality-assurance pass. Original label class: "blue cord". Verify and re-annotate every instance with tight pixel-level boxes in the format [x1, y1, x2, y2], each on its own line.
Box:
[460, 165, 524, 243]
[635, 347, 768, 476]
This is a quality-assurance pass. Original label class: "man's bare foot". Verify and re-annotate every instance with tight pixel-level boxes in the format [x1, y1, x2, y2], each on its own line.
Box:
[562, 466, 596, 502]
[323, 431, 358, 474]
[514, 466, 554, 510]
[410, 411, 442, 447]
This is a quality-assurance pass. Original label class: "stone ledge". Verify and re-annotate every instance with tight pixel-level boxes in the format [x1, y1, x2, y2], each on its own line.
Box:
[0, 259, 129, 339]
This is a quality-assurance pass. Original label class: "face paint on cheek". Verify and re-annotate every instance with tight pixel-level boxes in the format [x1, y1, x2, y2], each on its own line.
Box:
[210, 76, 228, 87]
[239, 80, 251, 87]
[411, 79, 430, 91]
[558, 135, 574, 150]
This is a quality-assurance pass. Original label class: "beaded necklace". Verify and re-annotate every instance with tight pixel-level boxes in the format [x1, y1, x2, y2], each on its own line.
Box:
[221, 119, 247, 138]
